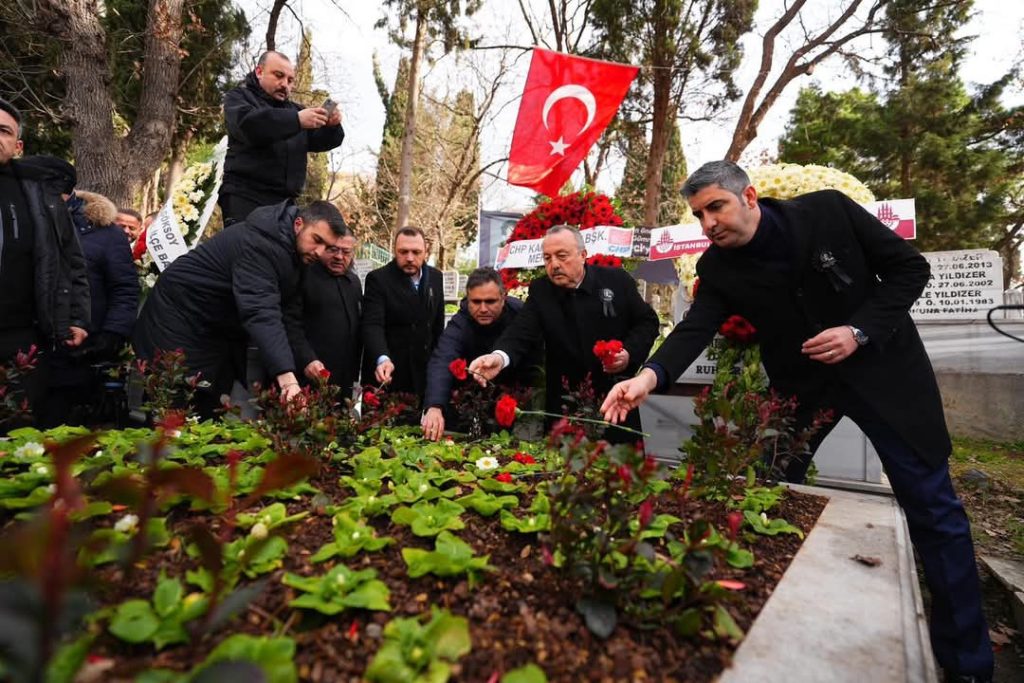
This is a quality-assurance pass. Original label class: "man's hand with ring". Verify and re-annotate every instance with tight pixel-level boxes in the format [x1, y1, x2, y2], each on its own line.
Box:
[801, 326, 859, 365]
[421, 407, 445, 442]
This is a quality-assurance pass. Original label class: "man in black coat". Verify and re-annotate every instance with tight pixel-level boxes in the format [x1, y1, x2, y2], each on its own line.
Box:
[601, 161, 993, 682]
[361, 227, 444, 406]
[421, 267, 540, 440]
[470, 226, 660, 441]
[133, 200, 350, 417]
[0, 101, 90, 427]
[219, 51, 345, 225]
[290, 223, 362, 396]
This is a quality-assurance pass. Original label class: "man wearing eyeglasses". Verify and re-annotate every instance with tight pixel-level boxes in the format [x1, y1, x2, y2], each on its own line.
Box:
[290, 222, 363, 396]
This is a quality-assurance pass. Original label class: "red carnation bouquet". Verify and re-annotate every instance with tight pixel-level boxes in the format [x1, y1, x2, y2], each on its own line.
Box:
[592, 339, 624, 370]
[499, 190, 627, 292]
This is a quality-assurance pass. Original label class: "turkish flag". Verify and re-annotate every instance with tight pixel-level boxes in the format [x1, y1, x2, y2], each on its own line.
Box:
[508, 48, 638, 197]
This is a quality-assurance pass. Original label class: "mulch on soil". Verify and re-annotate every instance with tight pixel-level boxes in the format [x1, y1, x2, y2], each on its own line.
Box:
[85, 465, 827, 683]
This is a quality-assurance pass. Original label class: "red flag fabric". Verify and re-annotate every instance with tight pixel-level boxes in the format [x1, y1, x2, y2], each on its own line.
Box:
[508, 48, 638, 197]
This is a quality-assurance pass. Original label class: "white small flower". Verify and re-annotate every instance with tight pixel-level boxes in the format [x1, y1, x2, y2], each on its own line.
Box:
[92, 450, 104, 458]
[250, 522, 269, 540]
[475, 456, 499, 471]
[114, 514, 139, 534]
[34, 464, 49, 475]
[527, 517, 536, 526]
[418, 483, 428, 493]
[14, 442, 44, 459]
[351, 531, 360, 540]
[760, 512, 769, 524]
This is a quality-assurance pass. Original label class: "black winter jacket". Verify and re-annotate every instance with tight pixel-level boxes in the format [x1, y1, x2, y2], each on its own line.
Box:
[1, 158, 90, 345]
[68, 191, 138, 339]
[222, 72, 345, 203]
[133, 201, 305, 388]
[423, 297, 539, 411]
[291, 262, 363, 393]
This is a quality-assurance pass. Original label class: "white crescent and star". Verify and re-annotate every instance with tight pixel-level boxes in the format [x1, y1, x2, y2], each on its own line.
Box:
[541, 84, 596, 157]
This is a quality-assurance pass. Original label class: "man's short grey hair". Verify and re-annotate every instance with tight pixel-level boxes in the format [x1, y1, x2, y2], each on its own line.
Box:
[681, 160, 752, 199]
[257, 50, 290, 68]
[544, 224, 584, 252]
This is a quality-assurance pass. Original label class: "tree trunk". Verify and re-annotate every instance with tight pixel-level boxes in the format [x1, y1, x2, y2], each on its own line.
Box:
[42, 0, 184, 207]
[163, 133, 191, 198]
[643, 66, 675, 226]
[266, 0, 288, 51]
[395, 12, 426, 232]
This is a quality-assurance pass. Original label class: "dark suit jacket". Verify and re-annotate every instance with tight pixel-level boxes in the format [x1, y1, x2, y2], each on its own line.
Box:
[361, 260, 445, 401]
[292, 262, 362, 394]
[650, 189, 949, 464]
[495, 265, 660, 418]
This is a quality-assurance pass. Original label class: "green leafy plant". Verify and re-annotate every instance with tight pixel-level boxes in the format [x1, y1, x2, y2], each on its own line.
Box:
[364, 608, 471, 683]
[743, 510, 804, 538]
[108, 571, 208, 649]
[390, 499, 466, 537]
[402, 530, 493, 584]
[455, 488, 518, 516]
[500, 490, 551, 533]
[282, 564, 391, 615]
[250, 373, 358, 457]
[310, 513, 394, 562]
[137, 348, 206, 422]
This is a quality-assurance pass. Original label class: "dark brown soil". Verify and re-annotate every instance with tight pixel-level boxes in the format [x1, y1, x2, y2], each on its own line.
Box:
[83, 463, 827, 683]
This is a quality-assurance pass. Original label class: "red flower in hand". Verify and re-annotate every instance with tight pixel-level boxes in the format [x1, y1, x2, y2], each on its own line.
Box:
[318, 368, 331, 379]
[495, 394, 518, 428]
[495, 472, 513, 483]
[448, 358, 468, 381]
[719, 315, 757, 344]
[363, 391, 380, 408]
[593, 339, 624, 366]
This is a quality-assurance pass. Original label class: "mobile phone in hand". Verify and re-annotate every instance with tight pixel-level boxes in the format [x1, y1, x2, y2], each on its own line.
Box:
[322, 98, 337, 118]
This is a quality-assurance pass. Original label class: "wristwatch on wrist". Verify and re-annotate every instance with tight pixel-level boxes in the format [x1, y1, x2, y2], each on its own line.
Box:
[847, 325, 869, 346]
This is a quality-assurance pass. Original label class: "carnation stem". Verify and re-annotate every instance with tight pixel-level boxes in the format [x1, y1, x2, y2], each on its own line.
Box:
[516, 409, 649, 438]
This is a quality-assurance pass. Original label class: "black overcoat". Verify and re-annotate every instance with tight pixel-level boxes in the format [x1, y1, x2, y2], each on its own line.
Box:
[292, 262, 363, 394]
[132, 202, 305, 395]
[495, 265, 660, 418]
[360, 260, 445, 400]
[650, 189, 950, 464]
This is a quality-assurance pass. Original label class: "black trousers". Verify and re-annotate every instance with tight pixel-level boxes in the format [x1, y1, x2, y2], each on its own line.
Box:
[218, 193, 265, 226]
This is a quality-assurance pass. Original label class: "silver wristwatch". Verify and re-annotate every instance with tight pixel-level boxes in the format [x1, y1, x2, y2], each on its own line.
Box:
[847, 325, 869, 346]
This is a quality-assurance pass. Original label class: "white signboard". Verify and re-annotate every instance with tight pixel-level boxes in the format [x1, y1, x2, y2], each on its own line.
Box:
[676, 347, 719, 384]
[442, 270, 460, 300]
[911, 249, 1003, 320]
[494, 225, 635, 269]
[352, 258, 375, 289]
[145, 206, 190, 272]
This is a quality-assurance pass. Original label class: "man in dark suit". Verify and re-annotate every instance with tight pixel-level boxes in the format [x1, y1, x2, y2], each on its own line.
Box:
[421, 267, 539, 440]
[470, 226, 660, 441]
[600, 161, 993, 683]
[290, 222, 362, 396]
[361, 226, 444, 405]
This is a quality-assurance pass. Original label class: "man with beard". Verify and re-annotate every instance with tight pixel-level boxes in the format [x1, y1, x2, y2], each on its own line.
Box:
[290, 221, 362, 396]
[219, 51, 344, 225]
[133, 200, 349, 417]
[361, 227, 444, 406]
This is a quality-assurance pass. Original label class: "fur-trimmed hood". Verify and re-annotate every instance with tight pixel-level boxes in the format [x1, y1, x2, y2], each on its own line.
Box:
[75, 190, 119, 228]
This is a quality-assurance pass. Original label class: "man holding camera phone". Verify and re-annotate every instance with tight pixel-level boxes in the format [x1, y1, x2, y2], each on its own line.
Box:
[220, 50, 345, 225]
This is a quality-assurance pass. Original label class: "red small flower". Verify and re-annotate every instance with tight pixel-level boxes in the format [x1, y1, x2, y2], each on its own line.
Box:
[513, 452, 536, 465]
[593, 339, 624, 365]
[448, 358, 468, 381]
[495, 472, 513, 484]
[156, 411, 186, 433]
[363, 391, 380, 408]
[638, 498, 654, 529]
[719, 315, 757, 344]
[495, 394, 518, 428]
[617, 465, 632, 487]
[346, 620, 359, 642]
[726, 510, 743, 541]
[318, 368, 331, 379]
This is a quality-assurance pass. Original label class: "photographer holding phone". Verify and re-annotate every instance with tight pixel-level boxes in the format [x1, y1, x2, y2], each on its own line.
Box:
[220, 51, 344, 225]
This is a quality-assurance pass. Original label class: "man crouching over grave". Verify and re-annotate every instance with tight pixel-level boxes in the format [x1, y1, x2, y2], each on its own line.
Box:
[132, 200, 350, 418]
[420, 267, 540, 440]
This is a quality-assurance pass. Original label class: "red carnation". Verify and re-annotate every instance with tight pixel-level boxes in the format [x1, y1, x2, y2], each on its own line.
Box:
[448, 358, 468, 381]
[719, 315, 757, 344]
[726, 510, 743, 541]
[593, 339, 623, 366]
[363, 391, 380, 408]
[513, 452, 536, 465]
[495, 394, 518, 428]
[318, 368, 331, 379]
[495, 472, 513, 484]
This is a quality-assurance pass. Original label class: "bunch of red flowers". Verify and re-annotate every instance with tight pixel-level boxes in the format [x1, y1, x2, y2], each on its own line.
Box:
[586, 254, 622, 268]
[592, 339, 624, 367]
[719, 315, 757, 344]
[500, 190, 625, 290]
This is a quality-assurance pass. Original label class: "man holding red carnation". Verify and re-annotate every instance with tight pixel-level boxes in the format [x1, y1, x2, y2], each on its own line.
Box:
[470, 225, 659, 443]
[420, 268, 539, 440]
[600, 160, 993, 683]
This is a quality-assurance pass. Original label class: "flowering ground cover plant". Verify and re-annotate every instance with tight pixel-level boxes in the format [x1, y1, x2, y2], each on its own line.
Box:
[0, 376, 826, 681]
